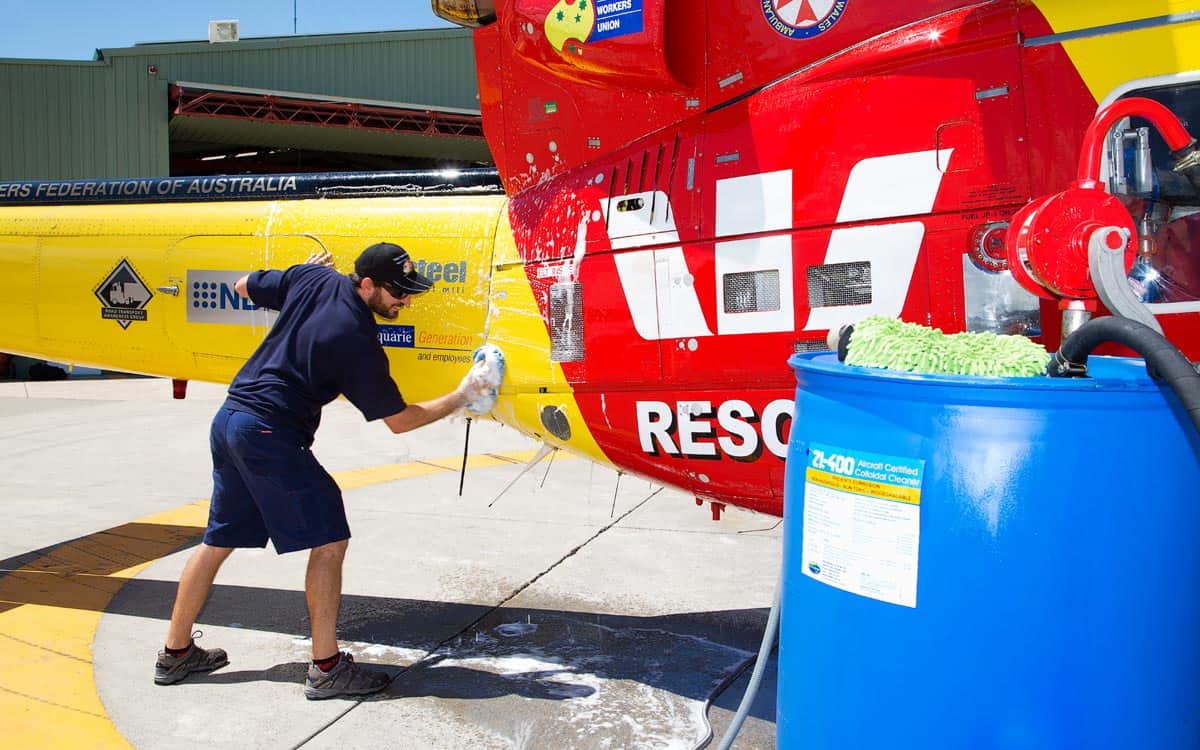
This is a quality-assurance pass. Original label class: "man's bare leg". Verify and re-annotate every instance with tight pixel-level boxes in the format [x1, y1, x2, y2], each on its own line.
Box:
[306, 539, 349, 659]
[165, 543, 235, 649]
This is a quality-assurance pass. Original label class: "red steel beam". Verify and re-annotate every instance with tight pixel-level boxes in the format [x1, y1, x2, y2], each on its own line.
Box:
[169, 85, 484, 139]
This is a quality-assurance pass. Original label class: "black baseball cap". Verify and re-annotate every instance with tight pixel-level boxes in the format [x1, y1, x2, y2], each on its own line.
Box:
[354, 242, 435, 296]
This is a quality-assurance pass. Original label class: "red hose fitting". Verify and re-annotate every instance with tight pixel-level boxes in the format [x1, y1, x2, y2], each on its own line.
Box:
[1006, 97, 1197, 301]
[1076, 97, 1194, 188]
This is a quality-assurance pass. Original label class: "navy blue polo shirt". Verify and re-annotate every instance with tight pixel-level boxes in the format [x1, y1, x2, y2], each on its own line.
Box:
[222, 264, 406, 442]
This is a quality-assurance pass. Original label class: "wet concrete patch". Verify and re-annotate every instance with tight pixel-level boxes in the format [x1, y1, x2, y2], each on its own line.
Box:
[389, 611, 753, 749]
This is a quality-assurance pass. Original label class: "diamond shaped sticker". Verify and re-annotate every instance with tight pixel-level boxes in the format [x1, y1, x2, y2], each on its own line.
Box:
[95, 259, 153, 329]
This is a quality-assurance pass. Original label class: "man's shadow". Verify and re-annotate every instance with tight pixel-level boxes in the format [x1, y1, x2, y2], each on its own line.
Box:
[115, 577, 767, 712]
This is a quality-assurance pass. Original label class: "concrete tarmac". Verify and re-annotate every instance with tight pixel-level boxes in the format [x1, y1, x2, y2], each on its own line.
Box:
[0, 376, 779, 749]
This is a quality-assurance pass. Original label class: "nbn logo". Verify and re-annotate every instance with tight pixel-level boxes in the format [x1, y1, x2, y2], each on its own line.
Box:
[192, 280, 257, 311]
[378, 325, 415, 348]
[186, 270, 275, 325]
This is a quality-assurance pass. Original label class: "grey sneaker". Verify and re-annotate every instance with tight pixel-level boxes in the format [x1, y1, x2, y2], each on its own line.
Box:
[304, 651, 390, 700]
[154, 631, 229, 685]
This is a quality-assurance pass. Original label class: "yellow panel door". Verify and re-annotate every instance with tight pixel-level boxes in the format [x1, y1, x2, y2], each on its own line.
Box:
[162, 234, 328, 383]
[36, 234, 186, 377]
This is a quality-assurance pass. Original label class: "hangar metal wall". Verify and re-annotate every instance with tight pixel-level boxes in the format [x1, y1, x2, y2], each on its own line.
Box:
[0, 28, 479, 180]
[0, 58, 167, 179]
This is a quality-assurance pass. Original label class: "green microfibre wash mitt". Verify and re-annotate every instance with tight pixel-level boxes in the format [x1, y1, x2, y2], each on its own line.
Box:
[831, 316, 1050, 377]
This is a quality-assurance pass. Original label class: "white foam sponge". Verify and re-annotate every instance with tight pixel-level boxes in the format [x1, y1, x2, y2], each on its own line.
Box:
[463, 344, 506, 414]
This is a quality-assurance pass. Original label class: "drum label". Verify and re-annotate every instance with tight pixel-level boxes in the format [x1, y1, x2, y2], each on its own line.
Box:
[801, 443, 923, 607]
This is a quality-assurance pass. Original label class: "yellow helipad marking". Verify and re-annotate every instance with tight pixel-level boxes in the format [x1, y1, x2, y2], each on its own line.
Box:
[0, 448, 554, 748]
[334, 451, 529, 489]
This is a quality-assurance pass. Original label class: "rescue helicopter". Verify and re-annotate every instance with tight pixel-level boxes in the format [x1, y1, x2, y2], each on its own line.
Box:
[2, 0, 1200, 518]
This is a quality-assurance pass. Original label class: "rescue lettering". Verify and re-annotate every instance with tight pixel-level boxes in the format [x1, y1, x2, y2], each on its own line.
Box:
[636, 399, 793, 460]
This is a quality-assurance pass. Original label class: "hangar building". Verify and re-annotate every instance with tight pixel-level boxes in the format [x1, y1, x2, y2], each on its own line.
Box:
[0, 26, 489, 180]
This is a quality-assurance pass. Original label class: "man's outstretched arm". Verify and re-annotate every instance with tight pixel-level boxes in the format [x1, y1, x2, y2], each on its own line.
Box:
[381, 390, 470, 434]
[380, 358, 494, 434]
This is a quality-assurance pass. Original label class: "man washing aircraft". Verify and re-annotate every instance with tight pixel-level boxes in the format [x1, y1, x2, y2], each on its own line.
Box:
[154, 242, 495, 699]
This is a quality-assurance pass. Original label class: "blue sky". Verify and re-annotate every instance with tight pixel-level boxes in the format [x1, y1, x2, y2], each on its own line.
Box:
[0, 0, 454, 60]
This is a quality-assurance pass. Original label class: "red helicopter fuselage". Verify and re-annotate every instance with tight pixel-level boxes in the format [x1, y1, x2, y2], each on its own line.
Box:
[446, 0, 1200, 516]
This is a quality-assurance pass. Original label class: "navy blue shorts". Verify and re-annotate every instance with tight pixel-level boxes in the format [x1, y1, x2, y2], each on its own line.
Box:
[203, 407, 350, 554]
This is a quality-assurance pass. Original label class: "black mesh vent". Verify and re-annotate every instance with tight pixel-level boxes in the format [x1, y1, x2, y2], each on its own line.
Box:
[807, 261, 872, 308]
[549, 282, 584, 362]
[723, 270, 781, 313]
[794, 338, 832, 353]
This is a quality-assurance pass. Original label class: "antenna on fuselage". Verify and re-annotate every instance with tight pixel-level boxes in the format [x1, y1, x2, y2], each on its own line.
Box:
[487, 442, 557, 508]
[457, 418, 472, 497]
[539, 447, 556, 488]
[610, 471, 623, 518]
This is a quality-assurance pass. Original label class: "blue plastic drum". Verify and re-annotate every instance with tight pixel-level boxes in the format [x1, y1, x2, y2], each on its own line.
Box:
[779, 352, 1200, 749]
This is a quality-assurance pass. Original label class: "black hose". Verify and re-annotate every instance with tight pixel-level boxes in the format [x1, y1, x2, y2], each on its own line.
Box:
[1049, 316, 1200, 434]
[830, 323, 854, 361]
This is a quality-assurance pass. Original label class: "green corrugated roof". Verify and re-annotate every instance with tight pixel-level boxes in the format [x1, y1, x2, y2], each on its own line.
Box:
[105, 27, 465, 56]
